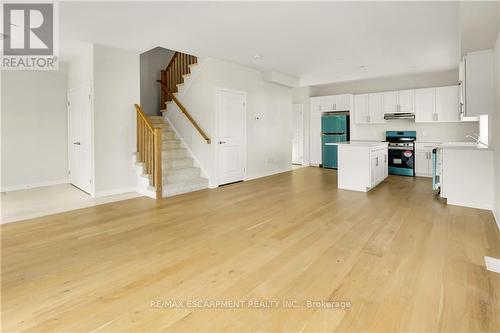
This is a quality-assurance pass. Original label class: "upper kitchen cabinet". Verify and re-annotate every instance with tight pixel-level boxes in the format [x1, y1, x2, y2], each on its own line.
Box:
[414, 85, 460, 123]
[368, 93, 385, 123]
[383, 91, 399, 113]
[415, 88, 435, 122]
[320, 95, 336, 112]
[398, 90, 414, 113]
[435, 86, 460, 122]
[354, 94, 369, 124]
[354, 93, 385, 124]
[383, 90, 414, 114]
[310, 97, 321, 114]
[315, 94, 353, 112]
[335, 94, 351, 111]
[461, 49, 495, 117]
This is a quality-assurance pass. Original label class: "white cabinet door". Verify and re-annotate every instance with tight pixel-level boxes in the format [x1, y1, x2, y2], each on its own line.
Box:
[369, 93, 385, 124]
[320, 95, 335, 112]
[465, 50, 495, 117]
[415, 151, 430, 176]
[415, 88, 435, 122]
[435, 85, 460, 122]
[383, 91, 399, 113]
[398, 90, 414, 113]
[335, 94, 350, 111]
[310, 97, 321, 114]
[383, 151, 388, 178]
[310, 113, 322, 165]
[354, 94, 369, 124]
[371, 154, 378, 187]
[415, 142, 440, 177]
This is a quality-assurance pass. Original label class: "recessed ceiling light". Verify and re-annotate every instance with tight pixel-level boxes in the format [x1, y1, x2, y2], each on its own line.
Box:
[253, 54, 263, 59]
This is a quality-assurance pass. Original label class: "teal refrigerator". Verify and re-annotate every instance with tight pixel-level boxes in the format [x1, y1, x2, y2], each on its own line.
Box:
[321, 113, 350, 169]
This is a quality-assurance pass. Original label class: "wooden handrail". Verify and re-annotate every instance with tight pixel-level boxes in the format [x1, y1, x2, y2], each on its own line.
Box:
[135, 104, 155, 131]
[134, 104, 162, 199]
[166, 51, 179, 70]
[157, 80, 211, 144]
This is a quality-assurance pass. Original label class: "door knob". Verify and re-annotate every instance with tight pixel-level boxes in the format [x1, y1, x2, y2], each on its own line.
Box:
[219, 141, 226, 144]
[73, 142, 81, 145]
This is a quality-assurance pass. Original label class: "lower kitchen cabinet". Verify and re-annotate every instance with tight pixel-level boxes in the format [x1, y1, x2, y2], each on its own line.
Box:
[370, 146, 388, 187]
[415, 142, 440, 177]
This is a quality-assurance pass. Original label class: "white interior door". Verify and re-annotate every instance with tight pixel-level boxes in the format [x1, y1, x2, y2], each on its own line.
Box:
[291, 104, 304, 165]
[68, 83, 92, 194]
[217, 89, 246, 186]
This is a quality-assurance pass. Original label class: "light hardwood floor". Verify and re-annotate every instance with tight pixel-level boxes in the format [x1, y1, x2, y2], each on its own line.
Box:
[2, 167, 499, 332]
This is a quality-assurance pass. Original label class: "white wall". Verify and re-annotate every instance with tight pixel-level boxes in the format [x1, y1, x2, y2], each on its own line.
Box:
[493, 32, 500, 229]
[1, 66, 69, 191]
[292, 86, 311, 164]
[92, 45, 140, 196]
[68, 44, 93, 90]
[166, 58, 293, 187]
[140, 47, 175, 116]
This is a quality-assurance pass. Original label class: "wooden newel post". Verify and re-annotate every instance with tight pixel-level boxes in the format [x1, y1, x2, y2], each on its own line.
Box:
[154, 127, 162, 200]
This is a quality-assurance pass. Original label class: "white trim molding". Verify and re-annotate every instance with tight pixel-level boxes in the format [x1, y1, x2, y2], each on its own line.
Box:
[494, 209, 500, 232]
[1, 179, 69, 192]
[93, 187, 140, 198]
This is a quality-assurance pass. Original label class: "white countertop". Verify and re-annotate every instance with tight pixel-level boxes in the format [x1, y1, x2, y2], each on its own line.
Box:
[325, 141, 388, 148]
[438, 142, 492, 151]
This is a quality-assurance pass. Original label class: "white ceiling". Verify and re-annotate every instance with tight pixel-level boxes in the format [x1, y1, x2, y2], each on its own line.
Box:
[60, 1, 461, 86]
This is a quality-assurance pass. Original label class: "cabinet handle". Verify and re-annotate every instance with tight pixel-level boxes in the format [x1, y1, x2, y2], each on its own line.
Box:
[384, 155, 387, 163]
[376, 157, 379, 166]
[366, 115, 370, 123]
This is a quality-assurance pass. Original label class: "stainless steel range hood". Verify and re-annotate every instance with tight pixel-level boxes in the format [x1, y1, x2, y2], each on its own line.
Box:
[383, 112, 415, 120]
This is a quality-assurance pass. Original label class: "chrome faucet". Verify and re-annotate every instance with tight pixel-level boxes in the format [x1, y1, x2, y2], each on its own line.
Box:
[465, 134, 487, 146]
[466, 134, 480, 143]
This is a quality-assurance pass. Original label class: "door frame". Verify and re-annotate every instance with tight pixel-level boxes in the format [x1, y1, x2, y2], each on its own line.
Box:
[292, 103, 304, 165]
[67, 81, 95, 196]
[214, 87, 247, 187]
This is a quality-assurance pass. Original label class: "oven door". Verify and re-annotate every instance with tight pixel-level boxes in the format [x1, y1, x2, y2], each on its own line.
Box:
[388, 146, 415, 176]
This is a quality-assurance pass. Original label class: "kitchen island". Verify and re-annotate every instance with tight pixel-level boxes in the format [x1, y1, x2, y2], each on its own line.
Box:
[326, 141, 389, 192]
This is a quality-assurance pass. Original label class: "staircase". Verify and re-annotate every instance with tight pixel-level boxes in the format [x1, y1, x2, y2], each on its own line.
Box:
[135, 51, 210, 199]
[150, 116, 208, 197]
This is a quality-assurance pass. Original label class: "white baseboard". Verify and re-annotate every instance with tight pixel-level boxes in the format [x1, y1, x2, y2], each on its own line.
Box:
[446, 199, 493, 211]
[93, 187, 139, 198]
[135, 187, 156, 199]
[494, 209, 500, 232]
[246, 168, 292, 181]
[1, 179, 69, 192]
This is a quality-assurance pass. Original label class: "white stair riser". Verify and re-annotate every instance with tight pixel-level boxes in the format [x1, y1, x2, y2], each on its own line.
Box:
[163, 158, 193, 169]
[163, 142, 182, 149]
[162, 179, 208, 197]
[163, 149, 187, 159]
[163, 131, 176, 139]
[165, 168, 200, 183]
